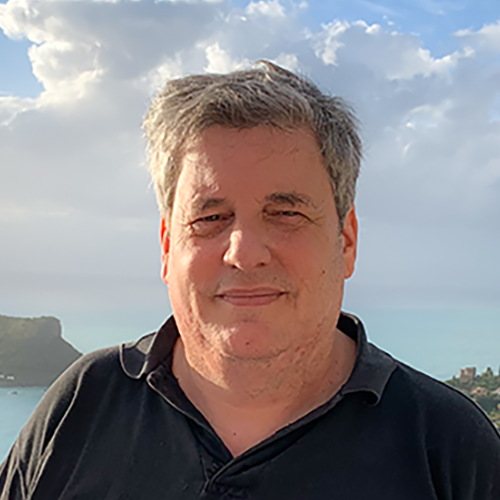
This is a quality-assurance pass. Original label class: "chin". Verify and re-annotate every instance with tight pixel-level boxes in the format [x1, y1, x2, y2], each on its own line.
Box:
[213, 322, 289, 361]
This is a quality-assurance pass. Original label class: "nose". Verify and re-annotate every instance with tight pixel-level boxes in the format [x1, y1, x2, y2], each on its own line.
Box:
[223, 223, 272, 271]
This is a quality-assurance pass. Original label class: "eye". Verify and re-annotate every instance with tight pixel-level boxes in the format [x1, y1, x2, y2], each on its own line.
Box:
[266, 209, 303, 218]
[190, 212, 233, 236]
[279, 210, 301, 217]
[199, 214, 223, 222]
[264, 208, 309, 229]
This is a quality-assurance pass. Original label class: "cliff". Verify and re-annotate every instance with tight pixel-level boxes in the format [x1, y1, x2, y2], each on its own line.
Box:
[0, 314, 82, 387]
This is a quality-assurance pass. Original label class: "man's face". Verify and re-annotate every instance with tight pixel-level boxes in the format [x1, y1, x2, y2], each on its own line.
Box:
[161, 126, 357, 363]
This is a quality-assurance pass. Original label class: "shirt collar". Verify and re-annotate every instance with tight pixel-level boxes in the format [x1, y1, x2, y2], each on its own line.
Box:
[120, 315, 178, 380]
[120, 312, 396, 406]
[337, 312, 396, 405]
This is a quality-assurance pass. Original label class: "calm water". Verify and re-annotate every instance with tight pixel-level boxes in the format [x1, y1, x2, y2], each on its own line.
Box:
[0, 387, 46, 462]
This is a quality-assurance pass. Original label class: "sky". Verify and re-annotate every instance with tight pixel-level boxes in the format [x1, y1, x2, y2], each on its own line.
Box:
[0, 0, 499, 379]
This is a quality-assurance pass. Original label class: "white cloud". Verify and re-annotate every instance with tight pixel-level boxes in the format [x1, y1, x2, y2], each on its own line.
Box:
[245, 0, 285, 18]
[315, 20, 465, 80]
[0, 0, 222, 106]
[204, 42, 251, 73]
[0, 95, 37, 125]
[269, 52, 300, 72]
[314, 20, 348, 66]
[455, 20, 500, 51]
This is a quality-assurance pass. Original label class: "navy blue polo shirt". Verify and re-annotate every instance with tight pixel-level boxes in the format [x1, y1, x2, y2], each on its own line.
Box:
[1, 313, 500, 499]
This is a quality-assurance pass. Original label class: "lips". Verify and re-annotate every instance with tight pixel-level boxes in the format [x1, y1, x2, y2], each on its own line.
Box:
[216, 287, 285, 306]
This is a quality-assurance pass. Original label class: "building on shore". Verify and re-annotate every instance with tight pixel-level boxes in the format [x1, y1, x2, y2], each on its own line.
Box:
[459, 367, 476, 383]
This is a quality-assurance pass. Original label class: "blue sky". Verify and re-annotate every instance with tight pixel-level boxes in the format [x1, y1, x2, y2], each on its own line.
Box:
[0, 0, 499, 379]
[0, 37, 40, 97]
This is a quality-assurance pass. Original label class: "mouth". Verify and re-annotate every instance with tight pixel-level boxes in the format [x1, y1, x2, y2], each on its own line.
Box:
[216, 287, 286, 307]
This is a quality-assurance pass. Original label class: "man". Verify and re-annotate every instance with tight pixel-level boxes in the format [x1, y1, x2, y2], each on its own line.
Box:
[1, 61, 499, 499]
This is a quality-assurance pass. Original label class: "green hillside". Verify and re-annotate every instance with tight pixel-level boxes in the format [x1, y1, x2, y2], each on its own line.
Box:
[0, 314, 82, 387]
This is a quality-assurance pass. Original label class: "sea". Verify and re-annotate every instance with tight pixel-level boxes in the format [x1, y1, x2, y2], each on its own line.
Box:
[0, 387, 46, 462]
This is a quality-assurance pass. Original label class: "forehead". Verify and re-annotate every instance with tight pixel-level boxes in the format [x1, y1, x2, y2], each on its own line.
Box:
[175, 126, 327, 202]
[184, 125, 321, 163]
[186, 124, 318, 153]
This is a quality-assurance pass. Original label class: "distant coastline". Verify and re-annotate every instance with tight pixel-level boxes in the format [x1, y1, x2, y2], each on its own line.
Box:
[0, 314, 81, 387]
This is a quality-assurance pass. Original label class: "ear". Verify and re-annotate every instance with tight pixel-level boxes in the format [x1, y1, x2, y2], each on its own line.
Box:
[341, 205, 358, 279]
[160, 217, 170, 285]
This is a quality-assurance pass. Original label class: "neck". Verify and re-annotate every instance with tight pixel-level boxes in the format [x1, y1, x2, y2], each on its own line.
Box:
[172, 327, 357, 457]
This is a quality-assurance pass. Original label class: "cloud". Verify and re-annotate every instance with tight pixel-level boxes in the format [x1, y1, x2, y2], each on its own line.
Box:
[314, 20, 465, 79]
[245, 0, 285, 18]
[204, 42, 251, 73]
[0, 0, 222, 100]
[455, 19, 500, 51]
[0, 0, 499, 348]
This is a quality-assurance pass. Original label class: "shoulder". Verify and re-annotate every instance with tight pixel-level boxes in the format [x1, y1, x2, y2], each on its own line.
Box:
[36, 329, 159, 412]
[374, 354, 500, 498]
[358, 344, 500, 450]
[54, 344, 122, 386]
[13, 345, 125, 446]
[0, 344, 130, 499]
[31, 345, 125, 417]
[389, 360, 498, 432]
[386, 358, 500, 468]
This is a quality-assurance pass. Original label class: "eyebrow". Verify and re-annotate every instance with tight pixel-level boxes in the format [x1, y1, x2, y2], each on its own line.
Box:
[191, 196, 227, 213]
[190, 191, 316, 213]
[265, 191, 316, 208]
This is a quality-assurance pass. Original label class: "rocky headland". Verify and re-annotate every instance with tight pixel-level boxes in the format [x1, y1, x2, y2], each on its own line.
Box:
[0, 314, 81, 387]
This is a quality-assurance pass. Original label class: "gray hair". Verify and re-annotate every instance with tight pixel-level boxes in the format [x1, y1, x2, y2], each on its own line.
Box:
[143, 61, 362, 227]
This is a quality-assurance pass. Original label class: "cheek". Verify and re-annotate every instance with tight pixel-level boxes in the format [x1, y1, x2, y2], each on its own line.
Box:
[168, 242, 223, 296]
[292, 239, 345, 304]
[286, 234, 342, 278]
